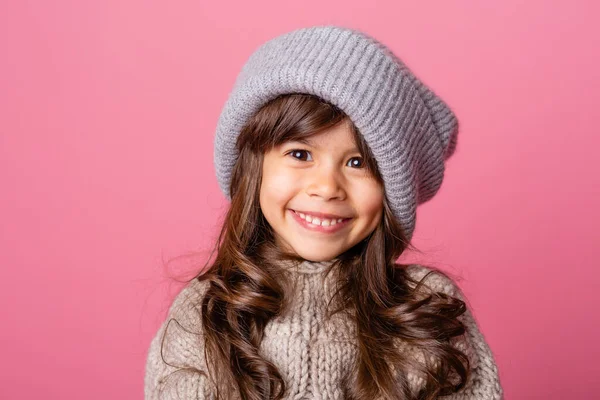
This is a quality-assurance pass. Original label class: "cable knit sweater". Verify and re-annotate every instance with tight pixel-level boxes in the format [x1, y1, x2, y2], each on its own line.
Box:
[144, 259, 503, 399]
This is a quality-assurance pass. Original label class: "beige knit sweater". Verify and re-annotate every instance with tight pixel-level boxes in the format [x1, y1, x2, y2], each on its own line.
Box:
[144, 259, 503, 399]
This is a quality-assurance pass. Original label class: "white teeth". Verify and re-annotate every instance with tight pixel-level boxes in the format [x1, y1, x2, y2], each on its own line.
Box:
[295, 211, 344, 227]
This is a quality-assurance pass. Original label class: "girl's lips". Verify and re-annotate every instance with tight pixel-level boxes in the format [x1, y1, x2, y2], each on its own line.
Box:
[289, 209, 352, 234]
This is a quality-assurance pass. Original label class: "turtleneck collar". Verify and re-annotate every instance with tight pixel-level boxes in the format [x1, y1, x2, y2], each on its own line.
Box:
[279, 258, 338, 274]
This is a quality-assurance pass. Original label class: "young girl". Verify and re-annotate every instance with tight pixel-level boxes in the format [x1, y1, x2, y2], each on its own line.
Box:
[145, 25, 503, 400]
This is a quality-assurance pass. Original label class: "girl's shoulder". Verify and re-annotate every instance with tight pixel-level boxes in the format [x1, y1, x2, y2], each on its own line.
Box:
[145, 277, 214, 398]
[166, 277, 211, 327]
[403, 263, 466, 300]
[403, 264, 504, 399]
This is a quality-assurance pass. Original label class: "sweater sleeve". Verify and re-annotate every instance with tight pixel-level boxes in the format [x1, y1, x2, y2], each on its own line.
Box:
[144, 279, 215, 400]
[406, 265, 504, 400]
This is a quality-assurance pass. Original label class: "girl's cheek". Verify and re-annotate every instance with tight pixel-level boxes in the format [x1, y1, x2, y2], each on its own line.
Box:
[358, 181, 384, 211]
[264, 166, 301, 194]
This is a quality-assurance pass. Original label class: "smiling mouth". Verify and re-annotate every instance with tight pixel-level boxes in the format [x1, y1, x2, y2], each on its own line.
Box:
[289, 209, 352, 232]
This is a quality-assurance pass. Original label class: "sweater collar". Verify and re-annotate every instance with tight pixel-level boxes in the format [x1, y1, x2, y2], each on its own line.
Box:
[280, 257, 338, 274]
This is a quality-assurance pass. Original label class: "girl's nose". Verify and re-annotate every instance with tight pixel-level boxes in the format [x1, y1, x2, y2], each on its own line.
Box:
[306, 167, 346, 200]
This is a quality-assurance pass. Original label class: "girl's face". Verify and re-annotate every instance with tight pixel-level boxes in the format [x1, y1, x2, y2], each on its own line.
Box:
[260, 120, 384, 262]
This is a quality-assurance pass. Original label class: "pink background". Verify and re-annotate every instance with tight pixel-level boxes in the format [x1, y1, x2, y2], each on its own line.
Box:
[1, 1, 598, 399]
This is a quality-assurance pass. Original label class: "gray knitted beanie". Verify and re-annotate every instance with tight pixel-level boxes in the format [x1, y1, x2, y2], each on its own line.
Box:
[213, 25, 459, 242]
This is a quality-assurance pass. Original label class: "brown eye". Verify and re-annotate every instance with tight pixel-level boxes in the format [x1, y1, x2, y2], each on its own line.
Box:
[347, 157, 365, 168]
[287, 149, 312, 161]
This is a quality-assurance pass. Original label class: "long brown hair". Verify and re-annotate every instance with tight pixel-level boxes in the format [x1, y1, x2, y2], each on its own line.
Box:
[161, 93, 469, 399]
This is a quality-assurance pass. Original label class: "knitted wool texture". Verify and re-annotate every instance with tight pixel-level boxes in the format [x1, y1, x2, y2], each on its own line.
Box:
[144, 260, 503, 399]
[213, 25, 459, 242]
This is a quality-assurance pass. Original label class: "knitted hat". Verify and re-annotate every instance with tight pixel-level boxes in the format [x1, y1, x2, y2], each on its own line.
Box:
[213, 25, 459, 242]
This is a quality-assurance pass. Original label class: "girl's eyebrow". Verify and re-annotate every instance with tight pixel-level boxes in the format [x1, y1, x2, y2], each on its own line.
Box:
[287, 138, 359, 153]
